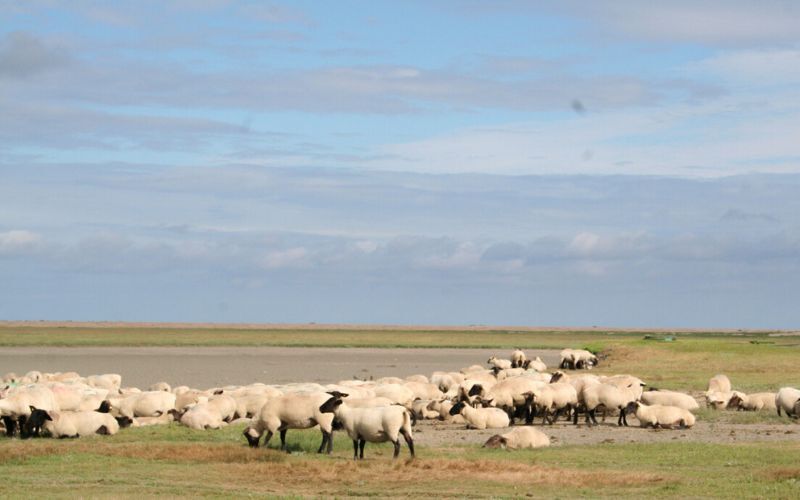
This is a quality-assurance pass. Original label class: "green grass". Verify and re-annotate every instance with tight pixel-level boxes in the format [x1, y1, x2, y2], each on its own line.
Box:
[2, 424, 800, 498]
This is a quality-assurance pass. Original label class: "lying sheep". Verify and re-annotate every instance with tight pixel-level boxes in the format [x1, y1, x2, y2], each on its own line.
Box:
[526, 357, 547, 372]
[0, 384, 58, 436]
[244, 391, 338, 453]
[111, 391, 177, 418]
[705, 391, 744, 410]
[483, 427, 550, 450]
[487, 356, 513, 370]
[86, 374, 122, 393]
[149, 382, 171, 392]
[318, 394, 414, 460]
[41, 407, 122, 437]
[775, 387, 800, 418]
[641, 389, 699, 411]
[624, 401, 695, 429]
[179, 402, 226, 430]
[449, 401, 510, 429]
[728, 392, 777, 412]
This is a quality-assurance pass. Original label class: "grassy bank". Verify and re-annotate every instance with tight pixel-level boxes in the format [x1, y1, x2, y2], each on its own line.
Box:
[1, 425, 799, 498]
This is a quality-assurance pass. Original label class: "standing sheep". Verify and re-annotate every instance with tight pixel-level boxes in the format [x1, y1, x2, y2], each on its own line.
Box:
[318, 395, 414, 460]
[244, 391, 339, 453]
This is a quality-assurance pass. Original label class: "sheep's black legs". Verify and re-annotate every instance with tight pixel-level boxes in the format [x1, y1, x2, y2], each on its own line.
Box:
[359, 438, 365, 459]
[317, 430, 329, 453]
[401, 429, 415, 458]
[2, 416, 16, 437]
[327, 431, 334, 454]
[263, 430, 273, 448]
[392, 439, 401, 458]
[279, 429, 287, 450]
[352, 439, 359, 460]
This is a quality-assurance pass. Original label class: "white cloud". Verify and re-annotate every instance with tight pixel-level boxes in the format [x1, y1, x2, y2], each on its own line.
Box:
[0, 230, 42, 255]
[259, 247, 310, 269]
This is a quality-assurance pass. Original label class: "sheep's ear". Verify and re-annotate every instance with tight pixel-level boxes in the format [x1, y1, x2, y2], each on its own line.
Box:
[29, 405, 37, 412]
[214, 389, 224, 395]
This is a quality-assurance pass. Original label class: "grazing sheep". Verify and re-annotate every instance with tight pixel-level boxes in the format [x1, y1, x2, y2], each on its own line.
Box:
[559, 349, 598, 370]
[641, 389, 699, 411]
[449, 401, 510, 429]
[624, 401, 695, 429]
[318, 394, 415, 460]
[487, 356, 513, 370]
[579, 382, 639, 426]
[775, 387, 800, 418]
[727, 392, 777, 412]
[483, 427, 550, 450]
[244, 391, 339, 453]
[511, 349, 527, 369]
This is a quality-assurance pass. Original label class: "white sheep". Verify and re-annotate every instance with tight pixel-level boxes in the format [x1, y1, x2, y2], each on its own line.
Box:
[775, 387, 800, 418]
[110, 391, 176, 418]
[487, 356, 513, 370]
[179, 402, 227, 430]
[43, 409, 121, 437]
[624, 401, 695, 429]
[0, 384, 58, 436]
[580, 382, 640, 426]
[483, 426, 550, 450]
[372, 384, 415, 408]
[640, 389, 699, 411]
[86, 374, 122, 393]
[706, 374, 731, 394]
[728, 392, 777, 412]
[244, 391, 338, 453]
[526, 357, 548, 372]
[405, 374, 429, 384]
[318, 394, 415, 459]
[448, 401, 510, 429]
[510, 349, 527, 368]
[149, 381, 172, 392]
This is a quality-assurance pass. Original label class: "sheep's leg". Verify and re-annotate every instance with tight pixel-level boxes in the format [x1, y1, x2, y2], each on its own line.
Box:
[392, 439, 401, 458]
[359, 438, 366, 459]
[524, 403, 534, 425]
[401, 429, 415, 458]
[1, 416, 15, 437]
[327, 431, 334, 454]
[279, 429, 287, 451]
[352, 439, 359, 460]
[317, 430, 329, 454]
[262, 430, 273, 448]
[617, 409, 625, 426]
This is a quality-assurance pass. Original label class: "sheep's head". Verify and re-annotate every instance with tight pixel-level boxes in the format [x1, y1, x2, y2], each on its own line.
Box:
[96, 400, 112, 413]
[467, 384, 483, 398]
[115, 416, 134, 428]
[792, 398, 800, 418]
[326, 390, 349, 399]
[319, 395, 344, 414]
[624, 401, 641, 415]
[243, 427, 261, 447]
[549, 371, 565, 383]
[728, 394, 744, 410]
[487, 356, 496, 364]
[483, 434, 508, 449]
[449, 401, 466, 416]
[521, 359, 532, 370]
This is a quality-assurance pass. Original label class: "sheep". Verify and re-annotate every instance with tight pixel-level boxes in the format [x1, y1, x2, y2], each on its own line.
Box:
[430, 371, 464, 392]
[405, 374, 429, 384]
[526, 357, 548, 372]
[132, 413, 175, 427]
[318, 394, 415, 459]
[243, 391, 339, 453]
[511, 349, 527, 368]
[21, 407, 51, 438]
[343, 397, 394, 408]
[727, 392, 777, 412]
[461, 364, 487, 374]
[0, 384, 58, 436]
[43, 408, 121, 437]
[430, 398, 466, 424]
[179, 402, 227, 430]
[599, 375, 647, 399]
[705, 391, 745, 410]
[410, 399, 440, 420]
[149, 382, 172, 392]
[579, 382, 640, 426]
[487, 356, 513, 370]
[775, 387, 800, 418]
[374, 376, 404, 385]
[472, 377, 545, 423]
[706, 374, 731, 395]
[372, 384, 415, 408]
[448, 401, 510, 429]
[559, 349, 597, 370]
[403, 381, 443, 401]
[230, 385, 283, 418]
[493, 367, 527, 381]
[640, 389, 699, 411]
[86, 374, 122, 393]
[624, 401, 695, 429]
[110, 391, 176, 418]
[483, 427, 550, 450]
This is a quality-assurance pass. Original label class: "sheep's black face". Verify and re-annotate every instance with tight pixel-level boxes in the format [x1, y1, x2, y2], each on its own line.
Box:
[449, 402, 465, 416]
[624, 402, 639, 414]
[96, 400, 112, 413]
[115, 416, 133, 428]
[483, 435, 506, 449]
[467, 384, 483, 397]
[319, 396, 343, 414]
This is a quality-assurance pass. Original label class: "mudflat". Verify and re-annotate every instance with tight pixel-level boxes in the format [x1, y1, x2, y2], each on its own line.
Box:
[0, 346, 561, 388]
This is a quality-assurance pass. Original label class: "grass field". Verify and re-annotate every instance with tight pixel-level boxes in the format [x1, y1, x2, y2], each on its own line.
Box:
[1, 323, 799, 497]
[2, 424, 800, 498]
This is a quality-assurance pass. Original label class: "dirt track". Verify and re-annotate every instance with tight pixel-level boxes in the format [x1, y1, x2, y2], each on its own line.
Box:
[0, 346, 561, 389]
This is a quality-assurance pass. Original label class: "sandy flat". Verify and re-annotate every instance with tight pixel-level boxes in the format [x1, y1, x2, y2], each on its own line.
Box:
[0, 346, 561, 389]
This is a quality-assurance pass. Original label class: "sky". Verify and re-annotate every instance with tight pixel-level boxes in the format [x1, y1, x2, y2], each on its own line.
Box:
[1, 1, 799, 328]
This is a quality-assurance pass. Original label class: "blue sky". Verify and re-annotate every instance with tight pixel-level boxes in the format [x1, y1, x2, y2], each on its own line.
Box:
[1, 1, 799, 328]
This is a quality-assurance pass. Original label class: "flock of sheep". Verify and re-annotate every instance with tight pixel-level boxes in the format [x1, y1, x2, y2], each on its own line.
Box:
[2, 347, 799, 459]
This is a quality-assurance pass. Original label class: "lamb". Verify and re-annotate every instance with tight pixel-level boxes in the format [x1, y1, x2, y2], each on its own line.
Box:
[411, 399, 440, 420]
[510, 349, 527, 368]
[243, 391, 339, 453]
[775, 387, 800, 418]
[727, 392, 777, 412]
[448, 401, 510, 429]
[318, 394, 414, 460]
[483, 427, 550, 450]
[43, 408, 121, 437]
[624, 401, 695, 429]
[487, 356, 513, 370]
[641, 389, 699, 411]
